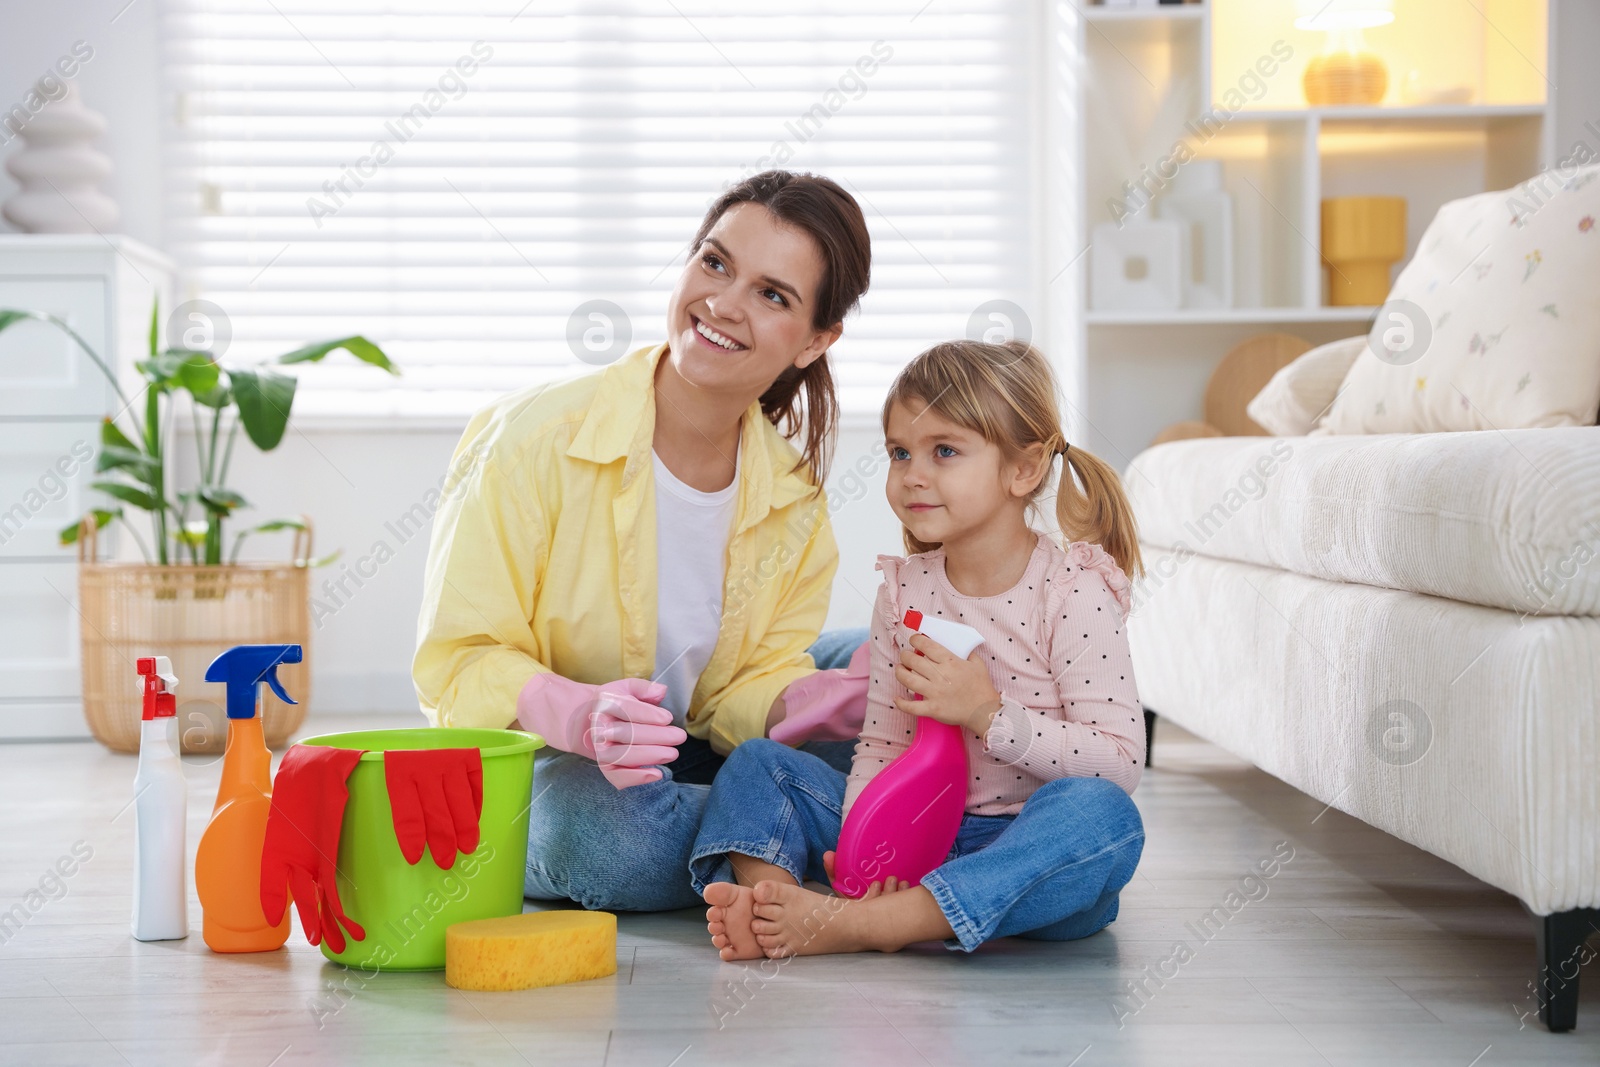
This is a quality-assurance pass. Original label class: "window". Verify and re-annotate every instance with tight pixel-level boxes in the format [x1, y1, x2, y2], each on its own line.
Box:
[163, 1, 1038, 418]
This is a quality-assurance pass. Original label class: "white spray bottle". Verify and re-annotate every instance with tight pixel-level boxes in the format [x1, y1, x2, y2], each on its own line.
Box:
[132, 656, 188, 941]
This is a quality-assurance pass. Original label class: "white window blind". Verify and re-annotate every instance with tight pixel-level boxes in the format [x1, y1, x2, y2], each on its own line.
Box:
[162, 1, 1038, 418]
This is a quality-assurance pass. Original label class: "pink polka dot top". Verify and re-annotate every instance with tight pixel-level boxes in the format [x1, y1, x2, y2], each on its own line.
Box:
[843, 530, 1145, 819]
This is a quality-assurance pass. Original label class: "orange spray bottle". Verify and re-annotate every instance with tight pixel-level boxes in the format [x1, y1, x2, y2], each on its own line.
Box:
[194, 643, 301, 952]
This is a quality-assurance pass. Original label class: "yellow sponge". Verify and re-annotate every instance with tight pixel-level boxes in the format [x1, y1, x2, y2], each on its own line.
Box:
[445, 911, 617, 991]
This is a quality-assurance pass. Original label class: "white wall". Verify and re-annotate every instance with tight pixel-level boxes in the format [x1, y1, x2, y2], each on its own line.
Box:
[1553, 0, 1600, 157]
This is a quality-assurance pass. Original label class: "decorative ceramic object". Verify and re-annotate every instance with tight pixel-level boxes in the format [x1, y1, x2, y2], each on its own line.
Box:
[1303, 50, 1389, 106]
[1091, 213, 1183, 312]
[2, 80, 119, 234]
[1157, 161, 1234, 310]
[1320, 196, 1406, 306]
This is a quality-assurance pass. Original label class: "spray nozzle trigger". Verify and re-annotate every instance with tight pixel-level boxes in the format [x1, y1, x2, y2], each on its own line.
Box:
[262, 666, 296, 707]
[137, 656, 180, 720]
[204, 644, 303, 719]
[137, 656, 179, 694]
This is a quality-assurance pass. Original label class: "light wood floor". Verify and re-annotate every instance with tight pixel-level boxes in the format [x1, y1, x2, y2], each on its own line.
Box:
[1, 715, 1595, 1066]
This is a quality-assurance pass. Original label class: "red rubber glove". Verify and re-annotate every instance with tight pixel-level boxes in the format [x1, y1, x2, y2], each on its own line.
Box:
[770, 641, 870, 745]
[260, 744, 366, 953]
[383, 748, 484, 870]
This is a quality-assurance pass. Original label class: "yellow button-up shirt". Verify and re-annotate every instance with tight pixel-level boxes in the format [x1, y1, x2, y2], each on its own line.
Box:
[413, 341, 838, 754]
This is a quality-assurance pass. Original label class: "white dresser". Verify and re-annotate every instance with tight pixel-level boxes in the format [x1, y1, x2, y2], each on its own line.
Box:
[0, 235, 174, 740]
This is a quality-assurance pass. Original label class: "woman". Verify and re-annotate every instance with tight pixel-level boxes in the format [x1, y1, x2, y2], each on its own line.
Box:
[414, 171, 875, 911]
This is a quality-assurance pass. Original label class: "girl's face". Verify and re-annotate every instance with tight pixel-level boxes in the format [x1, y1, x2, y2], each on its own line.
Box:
[663, 202, 842, 401]
[883, 397, 1046, 547]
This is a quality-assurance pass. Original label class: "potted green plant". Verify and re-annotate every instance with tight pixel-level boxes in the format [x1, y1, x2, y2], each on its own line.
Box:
[0, 300, 396, 753]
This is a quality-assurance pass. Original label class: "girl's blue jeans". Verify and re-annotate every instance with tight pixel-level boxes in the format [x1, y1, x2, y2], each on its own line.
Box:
[523, 627, 868, 912]
[689, 739, 1146, 952]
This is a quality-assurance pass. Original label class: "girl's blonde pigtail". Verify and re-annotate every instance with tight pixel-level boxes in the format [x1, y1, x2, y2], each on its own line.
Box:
[1054, 445, 1145, 581]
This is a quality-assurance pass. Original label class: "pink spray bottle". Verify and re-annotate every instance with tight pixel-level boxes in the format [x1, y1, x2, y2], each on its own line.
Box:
[831, 609, 986, 898]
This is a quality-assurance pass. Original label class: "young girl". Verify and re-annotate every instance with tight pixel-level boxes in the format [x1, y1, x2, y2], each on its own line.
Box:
[689, 338, 1148, 958]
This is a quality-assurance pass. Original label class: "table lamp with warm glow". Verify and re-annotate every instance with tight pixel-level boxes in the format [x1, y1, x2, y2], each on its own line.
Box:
[1295, 0, 1394, 106]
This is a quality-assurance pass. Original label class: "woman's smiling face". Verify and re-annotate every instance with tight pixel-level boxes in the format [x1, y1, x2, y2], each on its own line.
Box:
[664, 201, 841, 398]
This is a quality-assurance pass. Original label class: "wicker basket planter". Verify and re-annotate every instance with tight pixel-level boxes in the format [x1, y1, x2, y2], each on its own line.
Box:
[77, 517, 313, 754]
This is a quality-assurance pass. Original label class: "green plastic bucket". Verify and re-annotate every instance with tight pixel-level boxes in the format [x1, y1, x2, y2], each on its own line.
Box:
[297, 727, 543, 971]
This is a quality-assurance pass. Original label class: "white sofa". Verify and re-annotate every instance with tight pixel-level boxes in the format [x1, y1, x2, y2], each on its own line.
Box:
[1123, 424, 1600, 1032]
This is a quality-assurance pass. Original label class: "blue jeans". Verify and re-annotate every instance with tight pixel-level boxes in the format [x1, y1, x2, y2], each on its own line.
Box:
[688, 739, 1146, 951]
[523, 627, 869, 911]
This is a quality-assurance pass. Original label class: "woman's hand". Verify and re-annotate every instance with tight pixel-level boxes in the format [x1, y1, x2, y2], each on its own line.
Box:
[515, 675, 685, 789]
[893, 632, 1002, 736]
[768, 641, 870, 744]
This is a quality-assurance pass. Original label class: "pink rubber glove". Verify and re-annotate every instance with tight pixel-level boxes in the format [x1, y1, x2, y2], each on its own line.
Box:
[769, 641, 870, 745]
[515, 675, 687, 789]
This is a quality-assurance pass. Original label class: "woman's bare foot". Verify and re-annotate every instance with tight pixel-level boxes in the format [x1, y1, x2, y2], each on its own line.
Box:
[702, 882, 763, 961]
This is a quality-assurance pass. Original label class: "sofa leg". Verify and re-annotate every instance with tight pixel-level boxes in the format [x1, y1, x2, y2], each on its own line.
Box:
[1535, 907, 1600, 1032]
[1142, 707, 1156, 768]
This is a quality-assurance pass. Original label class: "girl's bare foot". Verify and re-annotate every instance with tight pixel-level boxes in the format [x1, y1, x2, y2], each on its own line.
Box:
[702, 882, 762, 961]
[749, 879, 893, 958]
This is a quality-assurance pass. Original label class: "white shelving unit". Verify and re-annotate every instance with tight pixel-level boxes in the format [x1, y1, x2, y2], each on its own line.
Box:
[1058, 0, 1554, 466]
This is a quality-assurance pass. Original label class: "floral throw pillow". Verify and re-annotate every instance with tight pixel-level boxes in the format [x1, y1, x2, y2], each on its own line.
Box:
[1315, 163, 1600, 435]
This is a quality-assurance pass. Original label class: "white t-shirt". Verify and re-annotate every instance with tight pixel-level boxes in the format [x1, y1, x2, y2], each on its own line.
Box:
[652, 448, 739, 725]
